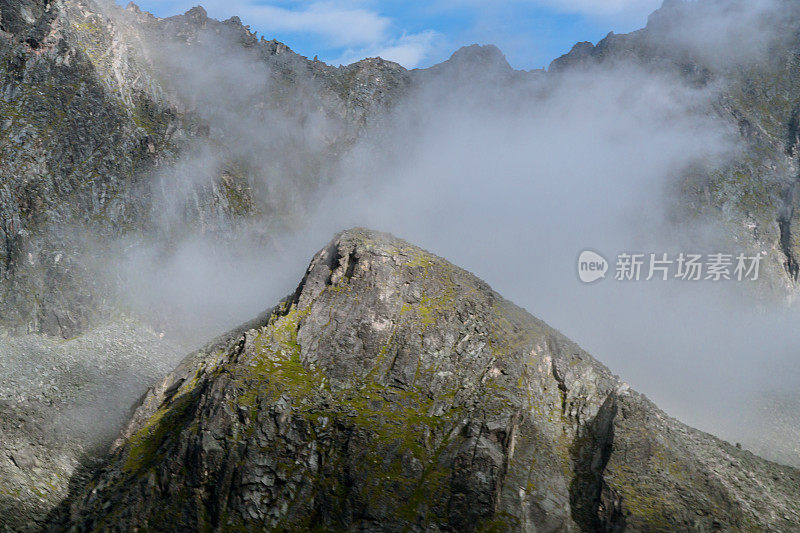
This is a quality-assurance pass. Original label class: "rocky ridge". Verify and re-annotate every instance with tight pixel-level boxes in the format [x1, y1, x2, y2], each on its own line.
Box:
[3, 0, 800, 340]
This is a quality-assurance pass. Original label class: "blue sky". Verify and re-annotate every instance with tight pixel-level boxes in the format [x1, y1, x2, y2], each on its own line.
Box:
[121, 0, 665, 69]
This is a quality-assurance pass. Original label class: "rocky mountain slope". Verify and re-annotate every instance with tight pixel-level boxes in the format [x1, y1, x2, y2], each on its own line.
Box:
[0, 319, 182, 532]
[53, 229, 800, 532]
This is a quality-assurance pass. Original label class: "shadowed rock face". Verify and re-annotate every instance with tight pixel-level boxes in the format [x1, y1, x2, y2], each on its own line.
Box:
[54, 229, 800, 531]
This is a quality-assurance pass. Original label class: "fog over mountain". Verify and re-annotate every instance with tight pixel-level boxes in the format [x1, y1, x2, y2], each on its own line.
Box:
[101, 0, 800, 465]
[1, 0, 800, 530]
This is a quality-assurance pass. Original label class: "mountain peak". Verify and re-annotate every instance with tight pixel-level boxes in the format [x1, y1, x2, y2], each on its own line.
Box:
[418, 43, 514, 81]
[447, 43, 512, 71]
[549, 41, 597, 71]
[184, 5, 208, 22]
[54, 229, 800, 531]
[646, 0, 688, 29]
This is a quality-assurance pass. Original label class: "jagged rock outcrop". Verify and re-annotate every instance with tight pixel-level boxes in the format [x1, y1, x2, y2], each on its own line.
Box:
[54, 229, 800, 531]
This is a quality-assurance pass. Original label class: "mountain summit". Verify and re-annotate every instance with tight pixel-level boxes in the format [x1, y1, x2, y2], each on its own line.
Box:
[55, 229, 800, 531]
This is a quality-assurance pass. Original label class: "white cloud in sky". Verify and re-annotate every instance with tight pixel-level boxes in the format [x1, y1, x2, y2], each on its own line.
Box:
[220, 1, 391, 47]
[432, 0, 662, 17]
[332, 30, 441, 68]
[376, 31, 439, 68]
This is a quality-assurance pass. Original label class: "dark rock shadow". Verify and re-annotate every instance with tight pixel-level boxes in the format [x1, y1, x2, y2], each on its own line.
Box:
[42, 447, 112, 531]
[569, 394, 626, 533]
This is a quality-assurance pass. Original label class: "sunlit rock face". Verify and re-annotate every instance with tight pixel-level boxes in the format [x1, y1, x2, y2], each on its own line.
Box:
[55, 229, 800, 532]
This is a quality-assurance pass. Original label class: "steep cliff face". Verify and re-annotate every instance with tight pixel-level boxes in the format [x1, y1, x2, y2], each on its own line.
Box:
[55, 229, 800, 531]
[0, 0, 172, 336]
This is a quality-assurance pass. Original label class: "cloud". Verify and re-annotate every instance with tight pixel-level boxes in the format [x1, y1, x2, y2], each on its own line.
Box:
[646, 0, 786, 68]
[373, 30, 440, 68]
[105, 0, 800, 466]
[224, 1, 391, 47]
[291, 63, 797, 465]
[431, 0, 662, 19]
